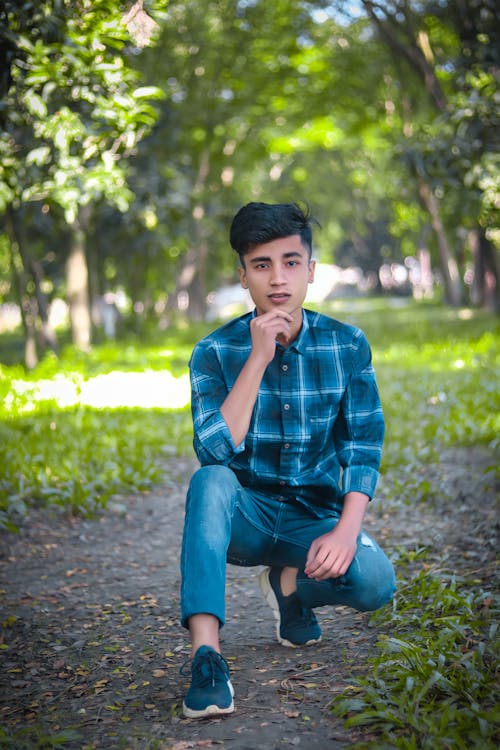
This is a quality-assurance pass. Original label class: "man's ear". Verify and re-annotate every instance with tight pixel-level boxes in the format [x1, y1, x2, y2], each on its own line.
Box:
[239, 265, 248, 288]
[308, 259, 316, 284]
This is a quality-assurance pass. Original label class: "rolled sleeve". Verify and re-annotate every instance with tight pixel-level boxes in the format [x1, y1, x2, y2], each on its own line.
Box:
[341, 464, 380, 499]
[190, 341, 245, 465]
[335, 329, 385, 500]
[193, 409, 244, 465]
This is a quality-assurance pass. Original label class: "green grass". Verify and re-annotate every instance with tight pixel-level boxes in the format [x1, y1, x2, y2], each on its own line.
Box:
[1, 299, 498, 528]
[330, 553, 499, 749]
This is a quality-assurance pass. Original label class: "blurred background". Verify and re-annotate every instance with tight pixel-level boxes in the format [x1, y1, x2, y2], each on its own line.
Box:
[0, 1, 498, 530]
[0, 0, 498, 367]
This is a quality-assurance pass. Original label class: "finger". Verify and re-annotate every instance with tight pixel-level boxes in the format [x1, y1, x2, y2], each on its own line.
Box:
[264, 309, 293, 321]
[305, 548, 330, 577]
[256, 313, 293, 329]
[254, 319, 291, 337]
[305, 541, 319, 570]
[308, 548, 347, 580]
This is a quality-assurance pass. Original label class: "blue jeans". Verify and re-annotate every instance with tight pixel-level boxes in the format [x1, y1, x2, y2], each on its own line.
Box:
[180, 465, 396, 628]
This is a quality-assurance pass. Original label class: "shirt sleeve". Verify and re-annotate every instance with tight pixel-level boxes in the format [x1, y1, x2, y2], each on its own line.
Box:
[334, 328, 385, 500]
[189, 339, 245, 465]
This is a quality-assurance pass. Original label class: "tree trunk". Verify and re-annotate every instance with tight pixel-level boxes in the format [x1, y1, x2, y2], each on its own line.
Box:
[5, 206, 59, 366]
[29, 258, 58, 354]
[174, 237, 209, 322]
[415, 229, 434, 299]
[187, 238, 209, 321]
[66, 207, 92, 350]
[173, 149, 212, 322]
[469, 228, 484, 306]
[10, 255, 38, 370]
[466, 228, 499, 311]
[417, 179, 463, 306]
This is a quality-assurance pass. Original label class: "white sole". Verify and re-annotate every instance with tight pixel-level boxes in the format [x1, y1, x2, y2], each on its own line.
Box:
[182, 701, 235, 718]
[182, 680, 235, 718]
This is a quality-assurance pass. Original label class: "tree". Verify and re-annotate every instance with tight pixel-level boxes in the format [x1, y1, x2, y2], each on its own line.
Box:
[358, 0, 499, 308]
[0, 0, 165, 363]
[122, 0, 346, 319]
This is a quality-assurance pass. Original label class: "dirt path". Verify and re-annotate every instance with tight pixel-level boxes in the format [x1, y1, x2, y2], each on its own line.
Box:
[0, 450, 497, 749]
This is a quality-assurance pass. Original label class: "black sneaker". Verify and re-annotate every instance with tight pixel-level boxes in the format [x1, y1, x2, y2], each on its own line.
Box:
[181, 645, 235, 718]
[259, 567, 322, 647]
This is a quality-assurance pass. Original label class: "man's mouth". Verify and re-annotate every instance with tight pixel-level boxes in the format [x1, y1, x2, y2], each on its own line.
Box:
[268, 293, 290, 301]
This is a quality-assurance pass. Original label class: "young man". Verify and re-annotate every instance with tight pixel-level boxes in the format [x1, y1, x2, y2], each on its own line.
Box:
[180, 202, 396, 718]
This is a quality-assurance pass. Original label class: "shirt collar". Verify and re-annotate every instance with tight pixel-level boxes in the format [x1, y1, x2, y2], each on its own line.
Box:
[291, 309, 309, 354]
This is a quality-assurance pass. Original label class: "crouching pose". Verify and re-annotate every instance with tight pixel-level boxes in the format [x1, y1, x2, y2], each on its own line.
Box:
[180, 201, 396, 718]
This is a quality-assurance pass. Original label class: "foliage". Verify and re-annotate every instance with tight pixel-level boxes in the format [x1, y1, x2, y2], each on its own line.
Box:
[2, 0, 498, 351]
[331, 558, 499, 749]
[0, 324, 198, 531]
[0, 402, 192, 531]
[0, 0, 165, 220]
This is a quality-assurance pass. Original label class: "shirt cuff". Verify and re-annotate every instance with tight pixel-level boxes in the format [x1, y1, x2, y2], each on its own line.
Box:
[195, 415, 245, 464]
[341, 465, 379, 500]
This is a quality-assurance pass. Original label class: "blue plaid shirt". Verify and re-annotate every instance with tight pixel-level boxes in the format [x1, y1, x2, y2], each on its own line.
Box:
[189, 308, 384, 515]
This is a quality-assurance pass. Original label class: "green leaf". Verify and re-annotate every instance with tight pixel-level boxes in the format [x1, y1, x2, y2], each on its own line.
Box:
[132, 85, 165, 100]
[23, 90, 47, 118]
[26, 145, 51, 166]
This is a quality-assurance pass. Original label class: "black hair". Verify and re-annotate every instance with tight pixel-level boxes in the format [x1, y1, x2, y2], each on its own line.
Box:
[229, 202, 317, 263]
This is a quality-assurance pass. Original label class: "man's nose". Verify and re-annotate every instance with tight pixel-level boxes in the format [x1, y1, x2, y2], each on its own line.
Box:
[270, 266, 286, 284]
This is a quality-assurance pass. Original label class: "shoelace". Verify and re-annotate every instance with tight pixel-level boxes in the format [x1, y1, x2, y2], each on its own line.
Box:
[180, 650, 229, 687]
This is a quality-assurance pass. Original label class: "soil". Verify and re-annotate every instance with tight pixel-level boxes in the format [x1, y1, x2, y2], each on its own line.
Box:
[0, 448, 498, 750]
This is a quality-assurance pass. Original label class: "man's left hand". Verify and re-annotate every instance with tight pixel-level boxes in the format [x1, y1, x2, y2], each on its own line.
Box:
[304, 526, 357, 581]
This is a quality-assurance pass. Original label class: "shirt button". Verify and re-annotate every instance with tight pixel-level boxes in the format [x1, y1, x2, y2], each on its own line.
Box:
[282, 364, 288, 371]
[283, 403, 290, 410]
[279, 480, 285, 486]
[284, 443, 290, 449]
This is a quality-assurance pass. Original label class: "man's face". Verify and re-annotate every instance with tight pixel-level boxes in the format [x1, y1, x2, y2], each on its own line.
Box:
[238, 235, 315, 318]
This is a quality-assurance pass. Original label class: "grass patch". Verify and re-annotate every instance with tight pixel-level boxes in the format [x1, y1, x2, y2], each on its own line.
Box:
[1, 299, 498, 529]
[331, 556, 499, 749]
[0, 325, 200, 531]
[0, 403, 192, 531]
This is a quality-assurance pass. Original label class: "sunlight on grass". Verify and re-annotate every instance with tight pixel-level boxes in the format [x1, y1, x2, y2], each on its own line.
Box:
[0, 299, 498, 531]
[8, 370, 190, 411]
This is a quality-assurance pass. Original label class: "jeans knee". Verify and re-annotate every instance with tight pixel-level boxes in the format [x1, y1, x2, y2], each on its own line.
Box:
[356, 584, 395, 612]
[190, 464, 236, 493]
[187, 465, 239, 515]
[354, 569, 396, 612]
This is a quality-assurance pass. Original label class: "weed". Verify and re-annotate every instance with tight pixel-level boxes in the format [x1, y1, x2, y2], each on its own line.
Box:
[331, 564, 500, 748]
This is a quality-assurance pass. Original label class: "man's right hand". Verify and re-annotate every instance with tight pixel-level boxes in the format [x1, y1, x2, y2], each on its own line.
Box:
[249, 310, 293, 364]
[220, 310, 293, 446]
